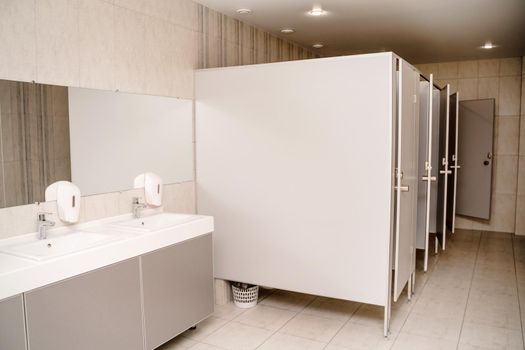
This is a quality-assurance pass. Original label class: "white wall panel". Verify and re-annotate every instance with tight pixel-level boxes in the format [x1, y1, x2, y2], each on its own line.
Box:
[196, 53, 395, 306]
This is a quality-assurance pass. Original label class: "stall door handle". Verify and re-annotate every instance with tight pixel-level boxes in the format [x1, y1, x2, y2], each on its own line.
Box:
[440, 170, 452, 174]
[396, 185, 410, 192]
[422, 176, 437, 181]
[483, 160, 490, 166]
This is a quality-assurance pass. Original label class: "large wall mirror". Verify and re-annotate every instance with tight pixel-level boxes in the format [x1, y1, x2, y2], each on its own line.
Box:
[0, 79, 194, 208]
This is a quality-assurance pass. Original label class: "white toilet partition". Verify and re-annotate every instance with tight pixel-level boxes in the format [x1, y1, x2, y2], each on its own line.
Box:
[195, 53, 419, 336]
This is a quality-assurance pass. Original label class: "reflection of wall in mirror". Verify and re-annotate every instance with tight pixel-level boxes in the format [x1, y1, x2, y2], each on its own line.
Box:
[0, 79, 72, 208]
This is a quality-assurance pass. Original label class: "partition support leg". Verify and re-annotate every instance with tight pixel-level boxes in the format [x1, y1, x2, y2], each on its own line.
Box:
[434, 236, 438, 254]
[412, 271, 416, 295]
[407, 275, 412, 301]
[383, 305, 390, 338]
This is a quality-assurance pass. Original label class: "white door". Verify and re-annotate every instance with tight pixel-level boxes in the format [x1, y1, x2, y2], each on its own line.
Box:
[416, 75, 435, 272]
[447, 92, 460, 233]
[437, 85, 451, 250]
[393, 59, 419, 301]
[456, 99, 495, 219]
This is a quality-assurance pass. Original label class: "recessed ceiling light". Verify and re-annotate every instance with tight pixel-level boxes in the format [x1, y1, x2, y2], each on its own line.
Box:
[236, 8, 252, 14]
[281, 28, 295, 34]
[308, 7, 325, 16]
[481, 42, 496, 49]
[312, 43, 324, 49]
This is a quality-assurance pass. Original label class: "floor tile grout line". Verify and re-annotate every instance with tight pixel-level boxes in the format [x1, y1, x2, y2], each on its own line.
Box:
[253, 294, 319, 349]
[320, 303, 363, 350]
[390, 237, 442, 348]
[511, 235, 525, 346]
[191, 287, 279, 345]
[454, 230, 482, 350]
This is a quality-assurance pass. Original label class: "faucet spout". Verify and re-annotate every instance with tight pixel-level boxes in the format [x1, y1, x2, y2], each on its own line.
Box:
[132, 197, 147, 219]
[37, 212, 55, 240]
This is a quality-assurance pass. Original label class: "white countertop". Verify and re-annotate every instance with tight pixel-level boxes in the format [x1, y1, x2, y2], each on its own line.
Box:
[0, 211, 214, 301]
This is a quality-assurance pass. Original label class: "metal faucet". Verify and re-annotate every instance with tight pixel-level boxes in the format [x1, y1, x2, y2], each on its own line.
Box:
[132, 197, 147, 218]
[37, 212, 55, 240]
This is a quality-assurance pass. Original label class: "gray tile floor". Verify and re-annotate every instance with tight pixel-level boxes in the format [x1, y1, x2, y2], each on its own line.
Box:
[159, 230, 525, 349]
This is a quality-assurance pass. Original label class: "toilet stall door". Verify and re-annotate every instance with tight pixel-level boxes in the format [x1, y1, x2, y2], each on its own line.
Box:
[416, 75, 435, 272]
[436, 85, 450, 251]
[456, 99, 495, 220]
[446, 92, 460, 233]
[393, 59, 419, 302]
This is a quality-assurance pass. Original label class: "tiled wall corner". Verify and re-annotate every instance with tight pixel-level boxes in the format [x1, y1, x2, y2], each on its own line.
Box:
[417, 57, 523, 234]
[215, 279, 232, 305]
[516, 56, 525, 236]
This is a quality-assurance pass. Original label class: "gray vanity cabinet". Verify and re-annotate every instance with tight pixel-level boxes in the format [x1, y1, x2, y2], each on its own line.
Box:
[0, 294, 27, 350]
[24, 258, 144, 350]
[142, 233, 214, 350]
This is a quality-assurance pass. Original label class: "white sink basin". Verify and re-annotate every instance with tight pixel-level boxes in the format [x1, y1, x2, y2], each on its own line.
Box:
[111, 213, 198, 233]
[0, 231, 120, 261]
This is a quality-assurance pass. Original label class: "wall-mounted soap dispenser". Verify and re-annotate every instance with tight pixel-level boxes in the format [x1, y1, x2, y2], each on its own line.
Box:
[133, 172, 163, 207]
[45, 181, 81, 223]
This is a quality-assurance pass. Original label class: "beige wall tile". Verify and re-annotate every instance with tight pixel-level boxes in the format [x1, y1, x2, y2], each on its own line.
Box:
[169, 0, 199, 32]
[492, 155, 518, 195]
[437, 62, 458, 79]
[78, 0, 115, 90]
[499, 57, 522, 76]
[516, 195, 525, 236]
[202, 7, 222, 40]
[472, 193, 517, 233]
[0, 0, 36, 82]
[36, 0, 80, 86]
[222, 15, 240, 45]
[113, 5, 145, 93]
[241, 48, 255, 66]
[499, 76, 521, 116]
[458, 79, 478, 100]
[163, 181, 196, 214]
[223, 41, 240, 67]
[479, 59, 500, 77]
[494, 117, 520, 156]
[518, 156, 525, 195]
[478, 77, 499, 101]
[170, 26, 197, 99]
[492, 193, 517, 233]
[521, 76, 525, 114]
[519, 116, 525, 156]
[82, 191, 120, 221]
[269, 36, 281, 63]
[0, 203, 38, 239]
[455, 215, 474, 230]
[240, 22, 254, 50]
[458, 60, 478, 79]
[416, 63, 438, 77]
[114, 0, 143, 12]
[144, 17, 175, 96]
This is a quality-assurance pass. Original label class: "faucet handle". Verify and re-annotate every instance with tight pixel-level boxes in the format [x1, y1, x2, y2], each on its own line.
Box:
[37, 212, 52, 221]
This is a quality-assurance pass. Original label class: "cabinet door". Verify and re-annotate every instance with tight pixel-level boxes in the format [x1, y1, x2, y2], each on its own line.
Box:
[142, 234, 214, 350]
[25, 258, 144, 350]
[0, 294, 27, 350]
